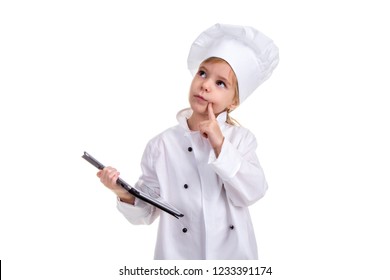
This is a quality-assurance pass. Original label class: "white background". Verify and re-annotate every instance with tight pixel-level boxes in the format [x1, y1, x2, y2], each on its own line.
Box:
[1, 0, 389, 279]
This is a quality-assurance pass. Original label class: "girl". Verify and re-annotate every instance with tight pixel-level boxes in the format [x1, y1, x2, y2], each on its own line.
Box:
[97, 23, 279, 259]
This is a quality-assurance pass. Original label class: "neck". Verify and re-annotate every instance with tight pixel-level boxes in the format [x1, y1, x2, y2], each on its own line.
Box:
[187, 109, 227, 131]
[187, 113, 207, 131]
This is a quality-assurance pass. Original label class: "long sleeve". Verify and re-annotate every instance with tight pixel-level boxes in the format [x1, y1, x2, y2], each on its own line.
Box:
[117, 197, 159, 225]
[209, 128, 268, 207]
[116, 140, 161, 225]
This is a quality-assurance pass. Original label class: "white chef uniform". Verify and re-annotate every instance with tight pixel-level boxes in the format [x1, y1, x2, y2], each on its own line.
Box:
[117, 108, 268, 259]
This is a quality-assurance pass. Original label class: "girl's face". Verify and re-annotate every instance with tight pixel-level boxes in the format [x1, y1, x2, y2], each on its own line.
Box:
[189, 59, 238, 118]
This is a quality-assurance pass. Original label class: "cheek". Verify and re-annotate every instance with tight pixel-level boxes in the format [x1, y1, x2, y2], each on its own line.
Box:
[189, 79, 198, 91]
[216, 94, 235, 110]
[213, 98, 228, 110]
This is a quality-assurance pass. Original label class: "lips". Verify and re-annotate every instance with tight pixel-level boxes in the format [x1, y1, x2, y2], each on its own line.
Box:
[194, 94, 207, 102]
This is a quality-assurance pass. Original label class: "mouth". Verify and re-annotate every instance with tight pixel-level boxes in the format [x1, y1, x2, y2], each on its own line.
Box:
[194, 94, 207, 102]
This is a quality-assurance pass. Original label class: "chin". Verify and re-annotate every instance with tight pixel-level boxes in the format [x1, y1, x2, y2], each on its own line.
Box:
[190, 104, 208, 115]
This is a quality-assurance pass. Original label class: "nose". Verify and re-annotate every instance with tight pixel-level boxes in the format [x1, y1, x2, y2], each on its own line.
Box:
[201, 79, 212, 92]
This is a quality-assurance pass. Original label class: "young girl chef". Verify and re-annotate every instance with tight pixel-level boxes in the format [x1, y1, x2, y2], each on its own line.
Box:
[97, 23, 279, 259]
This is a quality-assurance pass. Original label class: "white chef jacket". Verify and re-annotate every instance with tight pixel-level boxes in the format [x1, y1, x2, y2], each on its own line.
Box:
[117, 108, 268, 260]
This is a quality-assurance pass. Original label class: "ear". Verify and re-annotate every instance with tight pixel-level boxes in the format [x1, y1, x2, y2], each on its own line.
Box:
[228, 100, 239, 111]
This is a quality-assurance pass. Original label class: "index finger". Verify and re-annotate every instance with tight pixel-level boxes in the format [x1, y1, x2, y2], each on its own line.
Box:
[208, 103, 216, 120]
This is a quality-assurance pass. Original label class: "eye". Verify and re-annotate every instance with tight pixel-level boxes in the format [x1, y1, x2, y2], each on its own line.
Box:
[198, 70, 206, 78]
[216, 80, 226, 88]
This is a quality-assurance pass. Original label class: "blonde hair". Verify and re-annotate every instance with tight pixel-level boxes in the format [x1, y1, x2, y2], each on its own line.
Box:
[202, 57, 240, 126]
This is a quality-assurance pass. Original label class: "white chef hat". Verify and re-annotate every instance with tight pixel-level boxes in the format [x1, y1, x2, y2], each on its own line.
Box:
[187, 23, 279, 104]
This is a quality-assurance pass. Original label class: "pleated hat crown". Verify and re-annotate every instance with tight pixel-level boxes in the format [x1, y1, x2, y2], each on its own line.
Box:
[187, 23, 279, 103]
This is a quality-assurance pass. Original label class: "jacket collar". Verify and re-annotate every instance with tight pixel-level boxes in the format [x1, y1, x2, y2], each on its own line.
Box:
[176, 108, 228, 131]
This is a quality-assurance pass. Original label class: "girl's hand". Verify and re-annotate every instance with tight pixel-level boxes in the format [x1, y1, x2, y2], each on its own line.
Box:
[97, 167, 135, 204]
[199, 103, 224, 157]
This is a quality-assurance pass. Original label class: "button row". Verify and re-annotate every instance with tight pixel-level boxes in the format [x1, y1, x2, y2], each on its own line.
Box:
[181, 226, 234, 234]
[183, 183, 225, 190]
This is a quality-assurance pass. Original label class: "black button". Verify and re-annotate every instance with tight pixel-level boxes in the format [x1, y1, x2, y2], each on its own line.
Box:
[184, 184, 188, 189]
[230, 225, 234, 230]
[182, 228, 188, 233]
[188, 147, 193, 152]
